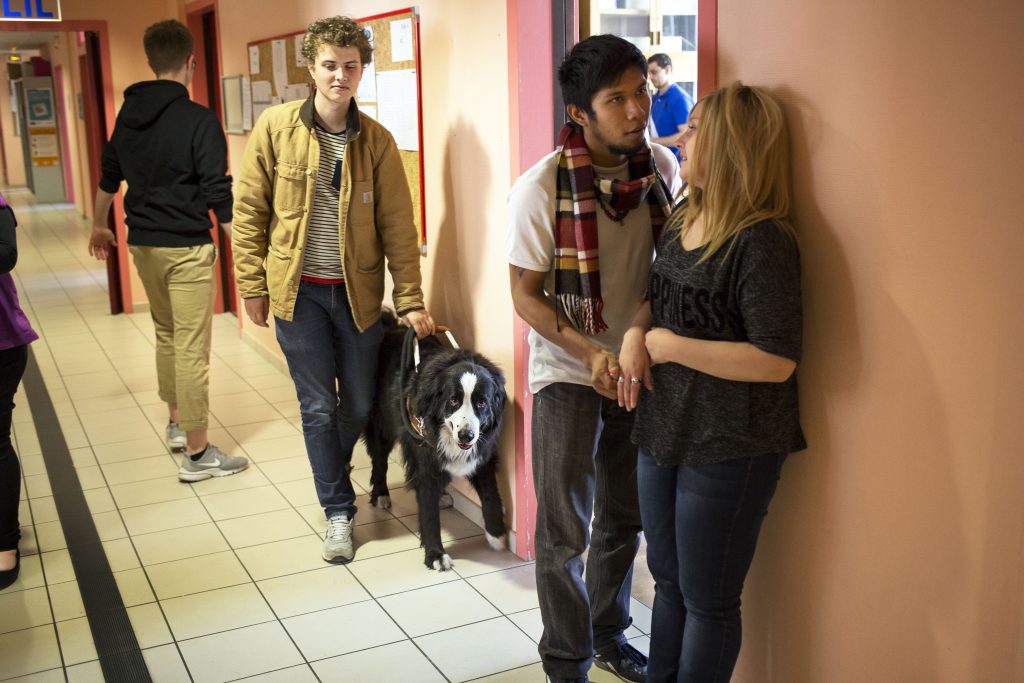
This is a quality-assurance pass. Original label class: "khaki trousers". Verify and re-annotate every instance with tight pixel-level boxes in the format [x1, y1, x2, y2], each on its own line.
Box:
[129, 244, 216, 432]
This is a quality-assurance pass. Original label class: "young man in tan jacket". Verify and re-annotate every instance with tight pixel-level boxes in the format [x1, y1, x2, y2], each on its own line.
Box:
[232, 16, 434, 564]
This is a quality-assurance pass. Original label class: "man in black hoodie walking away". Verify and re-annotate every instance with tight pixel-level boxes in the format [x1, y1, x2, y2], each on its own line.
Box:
[89, 19, 248, 482]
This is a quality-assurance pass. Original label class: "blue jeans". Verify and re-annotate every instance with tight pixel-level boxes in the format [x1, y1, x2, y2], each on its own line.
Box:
[275, 282, 382, 519]
[532, 382, 643, 679]
[637, 449, 786, 683]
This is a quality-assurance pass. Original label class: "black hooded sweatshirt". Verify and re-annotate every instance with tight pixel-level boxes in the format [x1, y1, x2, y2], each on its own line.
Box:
[99, 80, 232, 247]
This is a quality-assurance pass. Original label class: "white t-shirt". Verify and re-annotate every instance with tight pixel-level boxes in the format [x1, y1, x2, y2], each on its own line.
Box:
[506, 144, 681, 394]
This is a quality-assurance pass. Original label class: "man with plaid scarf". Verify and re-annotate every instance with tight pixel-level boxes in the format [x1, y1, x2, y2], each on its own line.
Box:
[506, 35, 681, 683]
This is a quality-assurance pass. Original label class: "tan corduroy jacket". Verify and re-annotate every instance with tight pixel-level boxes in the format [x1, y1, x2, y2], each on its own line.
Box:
[232, 96, 424, 331]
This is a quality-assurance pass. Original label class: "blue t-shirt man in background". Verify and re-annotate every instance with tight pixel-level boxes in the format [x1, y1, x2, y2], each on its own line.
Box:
[647, 53, 692, 162]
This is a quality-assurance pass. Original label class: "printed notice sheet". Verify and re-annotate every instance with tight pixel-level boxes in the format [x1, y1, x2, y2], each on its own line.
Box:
[390, 19, 414, 62]
[271, 39, 288, 95]
[249, 46, 260, 74]
[375, 69, 418, 151]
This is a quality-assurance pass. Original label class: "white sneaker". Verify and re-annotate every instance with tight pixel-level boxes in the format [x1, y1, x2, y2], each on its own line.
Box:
[323, 514, 354, 564]
[178, 444, 249, 482]
[166, 422, 186, 452]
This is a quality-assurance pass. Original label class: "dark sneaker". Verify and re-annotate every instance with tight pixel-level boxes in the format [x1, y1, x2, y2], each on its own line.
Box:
[594, 642, 648, 682]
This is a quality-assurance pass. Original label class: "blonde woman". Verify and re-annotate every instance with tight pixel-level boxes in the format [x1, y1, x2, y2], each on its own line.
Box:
[617, 83, 806, 682]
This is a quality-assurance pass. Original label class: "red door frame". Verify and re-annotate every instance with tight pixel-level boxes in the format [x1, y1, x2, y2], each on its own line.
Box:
[186, 0, 237, 316]
[506, 0, 718, 560]
[52, 64, 74, 204]
[3, 20, 123, 310]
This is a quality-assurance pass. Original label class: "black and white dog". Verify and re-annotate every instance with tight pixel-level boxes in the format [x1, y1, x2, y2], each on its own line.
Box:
[362, 312, 508, 571]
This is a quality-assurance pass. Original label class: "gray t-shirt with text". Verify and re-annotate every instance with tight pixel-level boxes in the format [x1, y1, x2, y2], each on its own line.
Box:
[633, 219, 807, 465]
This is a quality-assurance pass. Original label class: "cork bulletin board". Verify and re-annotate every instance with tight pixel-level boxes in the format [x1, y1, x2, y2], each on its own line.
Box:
[245, 7, 427, 252]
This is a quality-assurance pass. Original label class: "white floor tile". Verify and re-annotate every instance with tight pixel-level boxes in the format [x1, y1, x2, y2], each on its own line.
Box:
[120, 498, 213, 536]
[238, 665, 320, 683]
[282, 600, 406, 662]
[199, 484, 289, 521]
[217, 508, 315, 548]
[312, 640, 446, 683]
[379, 579, 502, 637]
[257, 565, 371, 619]
[415, 617, 540, 682]
[142, 643, 192, 683]
[0, 625, 63, 679]
[54, 617, 98, 666]
[234, 535, 326, 581]
[0, 586, 53, 634]
[162, 583, 275, 641]
[146, 550, 251, 600]
[467, 564, 540, 614]
[133, 522, 230, 565]
[348, 547, 461, 597]
[125, 602, 174, 649]
[178, 621, 304, 683]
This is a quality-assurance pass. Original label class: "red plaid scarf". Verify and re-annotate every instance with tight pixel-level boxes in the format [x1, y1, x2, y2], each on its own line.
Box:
[554, 123, 673, 335]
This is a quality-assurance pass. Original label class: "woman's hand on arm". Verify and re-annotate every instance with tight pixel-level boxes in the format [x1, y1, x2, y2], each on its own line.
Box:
[645, 328, 797, 383]
[617, 300, 654, 411]
[509, 265, 621, 399]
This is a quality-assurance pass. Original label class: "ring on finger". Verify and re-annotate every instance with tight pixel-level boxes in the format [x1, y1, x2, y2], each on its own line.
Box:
[617, 376, 625, 384]
[630, 378, 641, 384]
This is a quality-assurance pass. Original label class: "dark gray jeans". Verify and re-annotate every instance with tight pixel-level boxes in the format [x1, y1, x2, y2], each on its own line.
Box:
[532, 382, 643, 679]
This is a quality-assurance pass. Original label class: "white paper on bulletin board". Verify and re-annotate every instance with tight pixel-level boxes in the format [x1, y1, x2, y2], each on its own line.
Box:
[248, 46, 260, 74]
[375, 69, 418, 151]
[251, 80, 272, 104]
[241, 75, 253, 130]
[390, 19, 414, 62]
[294, 34, 306, 67]
[271, 39, 288, 95]
[283, 83, 309, 102]
[357, 27, 377, 103]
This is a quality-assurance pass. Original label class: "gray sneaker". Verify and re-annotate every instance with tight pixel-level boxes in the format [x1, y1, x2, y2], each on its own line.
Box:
[166, 422, 186, 452]
[178, 444, 249, 482]
[323, 514, 354, 564]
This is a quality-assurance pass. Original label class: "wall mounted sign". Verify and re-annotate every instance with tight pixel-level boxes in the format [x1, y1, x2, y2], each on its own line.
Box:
[1, 0, 61, 22]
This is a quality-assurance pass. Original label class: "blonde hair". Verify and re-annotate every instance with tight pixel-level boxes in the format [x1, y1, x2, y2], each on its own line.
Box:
[670, 82, 794, 260]
[302, 16, 373, 66]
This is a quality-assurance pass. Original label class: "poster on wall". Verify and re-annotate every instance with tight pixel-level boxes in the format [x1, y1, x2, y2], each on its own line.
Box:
[29, 127, 59, 166]
[26, 88, 55, 127]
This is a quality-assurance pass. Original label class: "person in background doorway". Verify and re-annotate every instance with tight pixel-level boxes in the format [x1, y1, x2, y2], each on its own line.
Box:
[646, 54, 692, 162]
[618, 82, 806, 683]
[507, 34, 681, 683]
[232, 16, 434, 565]
[89, 19, 248, 482]
[0, 193, 38, 591]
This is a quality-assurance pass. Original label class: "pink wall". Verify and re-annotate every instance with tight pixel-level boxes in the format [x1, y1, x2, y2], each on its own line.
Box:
[718, 1, 1024, 680]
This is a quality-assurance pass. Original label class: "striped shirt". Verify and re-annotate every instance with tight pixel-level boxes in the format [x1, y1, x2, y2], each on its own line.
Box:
[301, 124, 347, 280]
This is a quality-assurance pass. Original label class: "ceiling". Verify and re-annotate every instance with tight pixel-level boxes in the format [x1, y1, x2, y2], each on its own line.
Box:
[0, 30, 60, 52]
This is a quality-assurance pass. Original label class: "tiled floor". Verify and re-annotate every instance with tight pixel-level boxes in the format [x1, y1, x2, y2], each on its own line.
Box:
[0, 190, 652, 682]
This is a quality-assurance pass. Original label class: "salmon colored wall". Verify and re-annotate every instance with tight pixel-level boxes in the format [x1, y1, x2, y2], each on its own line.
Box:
[0, 66, 27, 186]
[717, 1, 1024, 680]
[216, 2, 518, 537]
